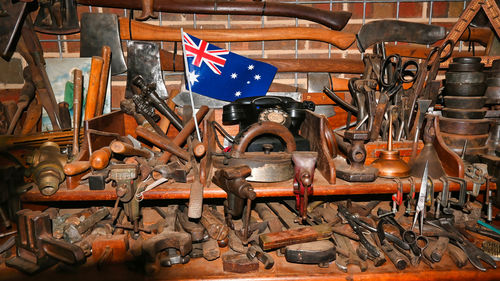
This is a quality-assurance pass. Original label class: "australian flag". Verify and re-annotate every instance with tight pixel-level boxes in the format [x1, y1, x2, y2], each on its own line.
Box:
[182, 32, 277, 102]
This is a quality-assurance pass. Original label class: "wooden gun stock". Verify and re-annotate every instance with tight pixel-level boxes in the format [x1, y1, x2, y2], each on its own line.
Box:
[89, 146, 111, 170]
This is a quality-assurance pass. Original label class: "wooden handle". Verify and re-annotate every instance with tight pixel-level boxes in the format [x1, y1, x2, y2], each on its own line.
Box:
[58, 102, 72, 130]
[135, 126, 190, 160]
[259, 224, 332, 250]
[110, 140, 151, 158]
[89, 146, 111, 170]
[21, 101, 42, 135]
[119, 18, 356, 50]
[96, 46, 111, 117]
[157, 106, 209, 164]
[159, 49, 365, 74]
[84, 56, 104, 121]
[73, 69, 83, 156]
[64, 161, 91, 176]
[191, 139, 206, 158]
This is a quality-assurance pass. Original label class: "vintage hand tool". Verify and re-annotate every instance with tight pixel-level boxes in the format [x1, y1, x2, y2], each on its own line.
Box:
[95, 45, 111, 116]
[285, 240, 336, 268]
[214, 121, 296, 182]
[63, 207, 110, 244]
[19, 100, 42, 135]
[89, 146, 112, 170]
[356, 20, 446, 53]
[200, 205, 229, 243]
[108, 164, 141, 238]
[6, 209, 86, 274]
[126, 41, 169, 100]
[110, 139, 153, 159]
[77, 0, 351, 31]
[334, 130, 378, 182]
[0, 0, 27, 60]
[135, 125, 190, 161]
[58, 102, 72, 130]
[27, 141, 66, 196]
[7, 66, 36, 135]
[72, 68, 83, 156]
[334, 233, 367, 272]
[292, 151, 318, 224]
[84, 56, 104, 120]
[176, 207, 206, 242]
[132, 75, 183, 131]
[247, 243, 275, 269]
[120, 18, 355, 50]
[212, 165, 256, 243]
[222, 251, 259, 273]
[142, 230, 192, 272]
[412, 161, 429, 234]
[427, 217, 497, 271]
[376, 218, 409, 270]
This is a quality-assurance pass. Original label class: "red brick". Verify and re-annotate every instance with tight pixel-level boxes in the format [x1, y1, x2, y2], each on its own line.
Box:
[347, 3, 373, 19]
[398, 3, 423, 18]
[448, 2, 465, 18]
[371, 3, 396, 19]
[430, 2, 449, 18]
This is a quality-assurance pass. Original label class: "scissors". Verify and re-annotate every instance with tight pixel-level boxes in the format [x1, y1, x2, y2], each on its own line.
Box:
[379, 54, 419, 97]
[412, 161, 429, 234]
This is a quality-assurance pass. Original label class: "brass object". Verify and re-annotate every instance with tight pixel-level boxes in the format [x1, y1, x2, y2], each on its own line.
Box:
[27, 141, 67, 196]
[370, 107, 410, 178]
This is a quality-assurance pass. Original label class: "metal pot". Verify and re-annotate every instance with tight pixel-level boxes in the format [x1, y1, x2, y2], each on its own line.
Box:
[444, 82, 487, 96]
[445, 71, 486, 84]
[442, 108, 487, 119]
[439, 117, 491, 135]
[443, 96, 486, 109]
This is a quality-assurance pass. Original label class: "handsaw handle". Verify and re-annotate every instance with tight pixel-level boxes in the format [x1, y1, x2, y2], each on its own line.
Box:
[119, 18, 356, 50]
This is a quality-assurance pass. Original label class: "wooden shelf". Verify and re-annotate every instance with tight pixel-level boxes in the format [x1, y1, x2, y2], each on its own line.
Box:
[21, 170, 493, 202]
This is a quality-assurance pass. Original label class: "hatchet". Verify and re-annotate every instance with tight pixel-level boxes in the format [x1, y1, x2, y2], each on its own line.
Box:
[77, 0, 351, 31]
[80, 13, 357, 76]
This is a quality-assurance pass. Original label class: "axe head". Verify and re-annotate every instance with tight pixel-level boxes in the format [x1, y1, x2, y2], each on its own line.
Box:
[126, 41, 169, 99]
[356, 20, 446, 52]
[80, 13, 126, 75]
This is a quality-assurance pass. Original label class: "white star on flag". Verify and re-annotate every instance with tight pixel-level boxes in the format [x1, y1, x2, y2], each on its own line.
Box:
[254, 74, 261, 80]
[235, 91, 242, 97]
[247, 81, 251, 84]
[248, 65, 255, 70]
[231, 73, 238, 79]
[188, 70, 199, 85]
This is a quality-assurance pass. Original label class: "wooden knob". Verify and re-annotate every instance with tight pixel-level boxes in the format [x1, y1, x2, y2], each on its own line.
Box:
[89, 147, 111, 170]
[192, 139, 206, 158]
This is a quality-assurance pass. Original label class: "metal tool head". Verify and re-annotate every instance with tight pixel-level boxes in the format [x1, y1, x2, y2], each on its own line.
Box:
[412, 161, 429, 232]
[0, 0, 27, 60]
[80, 13, 126, 75]
[126, 41, 169, 100]
[356, 20, 446, 53]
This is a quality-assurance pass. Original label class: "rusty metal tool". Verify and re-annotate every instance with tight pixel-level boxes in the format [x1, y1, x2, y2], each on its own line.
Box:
[334, 233, 367, 272]
[255, 203, 283, 234]
[222, 251, 259, 273]
[6, 209, 86, 274]
[247, 243, 274, 269]
[84, 56, 104, 121]
[212, 165, 256, 243]
[7, 66, 36, 135]
[108, 164, 141, 238]
[356, 20, 446, 53]
[58, 102, 71, 129]
[72, 68, 83, 156]
[142, 230, 192, 273]
[200, 205, 229, 242]
[334, 130, 378, 182]
[176, 207, 206, 242]
[376, 218, 409, 270]
[292, 151, 318, 224]
[96, 45, 111, 116]
[132, 75, 183, 131]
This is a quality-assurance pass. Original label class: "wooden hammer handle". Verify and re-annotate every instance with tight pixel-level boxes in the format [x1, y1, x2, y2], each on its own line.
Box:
[96, 46, 111, 117]
[110, 140, 152, 158]
[119, 18, 356, 50]
[84, 56, 104, 121]
[73, 69, 83, 156]
[135, 126, 190, 161]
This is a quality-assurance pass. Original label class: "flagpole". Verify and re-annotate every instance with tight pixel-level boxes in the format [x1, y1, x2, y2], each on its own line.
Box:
[180, 28, 202, 142]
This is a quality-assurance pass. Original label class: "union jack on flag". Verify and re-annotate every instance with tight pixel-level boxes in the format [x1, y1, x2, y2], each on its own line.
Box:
[183, 33, 229, 75]
[181, 32, 277, 102]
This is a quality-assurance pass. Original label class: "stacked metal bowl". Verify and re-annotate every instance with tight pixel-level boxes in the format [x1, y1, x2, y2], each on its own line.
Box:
[441, 57, 490, 161]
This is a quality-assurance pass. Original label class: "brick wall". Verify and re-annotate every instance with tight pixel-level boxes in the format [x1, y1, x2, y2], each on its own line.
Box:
[0, 0, 474, 108]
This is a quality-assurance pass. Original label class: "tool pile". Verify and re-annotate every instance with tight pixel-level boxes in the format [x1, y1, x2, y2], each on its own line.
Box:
[1, 0, 500, 279]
